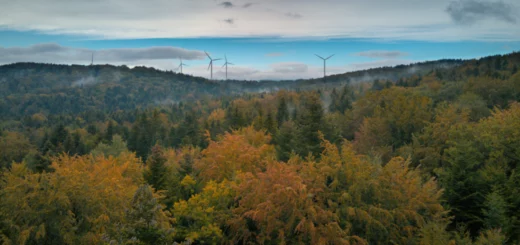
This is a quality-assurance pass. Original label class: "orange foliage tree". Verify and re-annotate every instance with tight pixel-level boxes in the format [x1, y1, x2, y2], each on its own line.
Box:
[194, 126, 276, 183]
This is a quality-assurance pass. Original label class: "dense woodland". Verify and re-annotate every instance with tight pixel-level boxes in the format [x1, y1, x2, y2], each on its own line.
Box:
[0, 51, 519, 244]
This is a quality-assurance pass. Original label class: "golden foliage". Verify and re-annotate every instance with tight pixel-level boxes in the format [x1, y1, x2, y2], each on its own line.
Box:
[195, 126, 275, 182]
[0, 153, 144, 244]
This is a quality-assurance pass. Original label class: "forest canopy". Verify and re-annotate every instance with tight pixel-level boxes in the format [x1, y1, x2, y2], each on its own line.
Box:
[1, 51, 520, 244]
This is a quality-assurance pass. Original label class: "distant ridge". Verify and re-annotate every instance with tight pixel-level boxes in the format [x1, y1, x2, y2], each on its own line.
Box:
[1, 51, 519, 120]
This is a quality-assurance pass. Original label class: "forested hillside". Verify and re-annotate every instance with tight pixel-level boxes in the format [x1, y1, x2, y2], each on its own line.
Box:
[0, 59, 462, 120]
[1, 51, 519, 244]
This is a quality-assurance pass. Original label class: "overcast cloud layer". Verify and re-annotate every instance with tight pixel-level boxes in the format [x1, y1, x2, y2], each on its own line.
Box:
[0, 44, 206, 63]
[0, 0, 519, 40]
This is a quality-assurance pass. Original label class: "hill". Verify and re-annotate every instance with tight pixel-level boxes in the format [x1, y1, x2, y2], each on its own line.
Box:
[0, 58, 465, 118]
[1, 51, 519, 121]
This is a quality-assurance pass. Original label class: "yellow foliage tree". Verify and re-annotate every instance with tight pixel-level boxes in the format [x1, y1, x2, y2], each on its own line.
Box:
[0, 152, 144, 244]
[195, 126, 275, 183]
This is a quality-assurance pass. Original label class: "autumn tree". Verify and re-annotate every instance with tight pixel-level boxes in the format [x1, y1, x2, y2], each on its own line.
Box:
[171, 180, 234, 244]
[111, 185, 173, 244]
[0, 132, 35, 169]
[90, 134, 129, 157]
[439, 103, 520, 241]
[195, 127, 275, 183]
[0, 153, 144, 244]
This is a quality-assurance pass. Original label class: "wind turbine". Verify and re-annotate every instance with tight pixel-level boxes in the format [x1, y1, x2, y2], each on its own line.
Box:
[205, 51, 221, 80]
[176, 58, 188, 74]
[315, 54, 334, 79]
[222, 55, 234, 80]
[90, 52, 94, 66]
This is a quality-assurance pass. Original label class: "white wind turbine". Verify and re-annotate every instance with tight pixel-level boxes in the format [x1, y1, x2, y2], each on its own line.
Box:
[315, 54, 335, 79]
[205, 51, 221, 80]
[176, 58, 188, 74]
[222, 55, 234, 80]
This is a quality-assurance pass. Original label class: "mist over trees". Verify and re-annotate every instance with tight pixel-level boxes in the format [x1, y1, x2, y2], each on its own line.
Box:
[0, 51, 520, 244]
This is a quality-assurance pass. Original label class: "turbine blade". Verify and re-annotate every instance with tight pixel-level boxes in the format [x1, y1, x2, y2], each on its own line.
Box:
[208, 62, 212, 70]
[326, 54, 335, 60]
[214, 58, 222, 61]
[183, 63, 189, 66]
[205, 51, 211, 59]
[228, 63, 234, 65]
[222, 63, 226, 68]
[315, 54, 325, 60]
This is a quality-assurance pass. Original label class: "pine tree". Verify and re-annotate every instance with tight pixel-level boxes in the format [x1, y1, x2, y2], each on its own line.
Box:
[291, 108, 298, 121]
[145, 145, 168, 191]
[168, 127, 180, 148]
[263, 111, 276, 135]
[120, 185, 172, 244]
[328, 88, 338, 112]
[226, 105, 245, 130]
[129, 112, 152, 159]
[483, 190, 510, 231]
[274, 121, 296, 162]
[105, 120, 115, 143]
[371, 79, 384, 91]
[339, 85, 353, 112]
[276, 97, 289, 126]
[178, 111, 201, 147]
[295, 92, 324, 158]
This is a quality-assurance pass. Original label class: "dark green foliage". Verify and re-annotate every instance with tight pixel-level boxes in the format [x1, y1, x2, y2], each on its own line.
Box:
[276, 97, 289, 126]
[128, 113, 154, 160]
[263, 111, 276, 136]
[440, 137, 486, 235]
[371, 79, 385, 91]
[105, 120, 115, 143]
[295, 92, 325, 158]
[120, 185, 172, 244]
[329, 85, 353, 113]
[145, 145, 168, 191]
[226, 105, 246, 130]
[177, 111, 203, 147]
[274, 121, 296, 162]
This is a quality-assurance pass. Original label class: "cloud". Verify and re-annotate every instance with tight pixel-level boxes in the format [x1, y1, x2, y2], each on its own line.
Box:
[349, 59, 414, 70]
[285, 12, 303, 19]
[242, 3, 254, 8]
[219, 1, 234, 8]
[223, 18, 235, 24]
[265, 52, 284, 57]
[0, 0, 519, 41]
[0, 43, 422, 81]
[446, 0, 517, 24]
[355, 50, 409, 58]
[0, 43, 206, 64]
[270, 62, 308, 73]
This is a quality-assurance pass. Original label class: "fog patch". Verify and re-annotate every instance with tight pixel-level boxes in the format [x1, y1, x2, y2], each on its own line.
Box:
[72, 76, 97, 87]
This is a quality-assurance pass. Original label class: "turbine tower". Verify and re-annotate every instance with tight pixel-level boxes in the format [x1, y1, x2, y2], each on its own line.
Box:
[205, 51, 221, 80]
[222, 55, 234, 80]
[315, 54, 335, 79]
[90, 52, 94, 66]
[177, 58, 188, 74]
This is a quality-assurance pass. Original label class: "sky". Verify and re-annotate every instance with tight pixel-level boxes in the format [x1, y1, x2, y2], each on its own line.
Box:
[1, 0, 520, 80]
